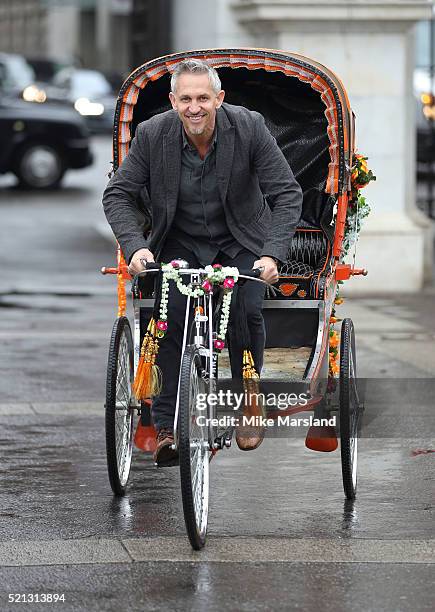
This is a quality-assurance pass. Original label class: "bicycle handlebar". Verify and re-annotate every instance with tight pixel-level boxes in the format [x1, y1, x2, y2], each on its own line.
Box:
[137, 262, 266, 284]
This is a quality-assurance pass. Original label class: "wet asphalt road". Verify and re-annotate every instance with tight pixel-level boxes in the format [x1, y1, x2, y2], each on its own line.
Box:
[0, 137, 434, 611]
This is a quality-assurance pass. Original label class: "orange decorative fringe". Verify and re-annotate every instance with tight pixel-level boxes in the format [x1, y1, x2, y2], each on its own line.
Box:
[133, 318, 162, 400]
[117, 272, 127, 317]
[117, 248, 127, 317]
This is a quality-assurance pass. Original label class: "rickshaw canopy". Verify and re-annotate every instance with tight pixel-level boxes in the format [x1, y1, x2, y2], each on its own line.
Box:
[112, 48, 356, 255]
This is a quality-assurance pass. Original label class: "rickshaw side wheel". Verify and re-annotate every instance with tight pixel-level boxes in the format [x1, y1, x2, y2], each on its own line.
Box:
[178, 345, 210, 550]
[339, 318, 361, 500]
[105, 316, 135, 496]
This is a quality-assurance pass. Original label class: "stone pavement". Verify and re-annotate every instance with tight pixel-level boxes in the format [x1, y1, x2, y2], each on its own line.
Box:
[0, 135, 434, 611]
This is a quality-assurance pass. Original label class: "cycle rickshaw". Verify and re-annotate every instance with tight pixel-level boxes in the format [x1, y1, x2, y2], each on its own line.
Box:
[102, 49, 368, 550]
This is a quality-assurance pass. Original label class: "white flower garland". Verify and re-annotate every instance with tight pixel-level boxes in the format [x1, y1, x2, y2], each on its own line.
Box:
[155, 262, 239, 350]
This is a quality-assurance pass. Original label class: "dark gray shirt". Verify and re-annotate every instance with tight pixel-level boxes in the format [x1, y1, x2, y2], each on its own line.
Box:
[169, 128, 242, 265]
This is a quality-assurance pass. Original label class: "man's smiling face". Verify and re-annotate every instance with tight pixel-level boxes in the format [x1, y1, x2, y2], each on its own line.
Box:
[169, 73, 225, 138]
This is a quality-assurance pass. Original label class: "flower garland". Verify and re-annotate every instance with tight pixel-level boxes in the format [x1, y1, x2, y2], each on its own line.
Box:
[342, 154, 376, 258]
[133, 261, 239, 400]
[328, 153, 375, 382]
[155, 261, 238, 351]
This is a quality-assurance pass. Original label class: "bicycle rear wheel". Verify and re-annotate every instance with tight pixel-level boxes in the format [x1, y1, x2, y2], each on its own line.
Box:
[105, 316, 135, 496]
[178, 345, 210, 550]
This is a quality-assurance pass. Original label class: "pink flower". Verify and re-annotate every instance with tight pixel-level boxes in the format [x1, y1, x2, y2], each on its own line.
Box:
[214, 339, 225, 350]
[223, 277, 235, 289]
[202, 280, 212, 293]
[212, 263, 222, 269]
[156, 320, 168, 331]
[170, 260, 180, 269]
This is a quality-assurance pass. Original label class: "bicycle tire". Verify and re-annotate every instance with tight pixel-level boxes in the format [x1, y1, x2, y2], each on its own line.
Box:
[105, 316, 135, 496]
[339, 318, 361, 500]
[178, 345, 210, 550]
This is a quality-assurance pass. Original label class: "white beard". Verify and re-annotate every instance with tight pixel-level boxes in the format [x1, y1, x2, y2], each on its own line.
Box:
[187, 125, 205, 136]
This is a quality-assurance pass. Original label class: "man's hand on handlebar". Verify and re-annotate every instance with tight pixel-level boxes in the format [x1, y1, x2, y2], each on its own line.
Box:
[253, 256, 279, 285]
[128, 248, 155, 276]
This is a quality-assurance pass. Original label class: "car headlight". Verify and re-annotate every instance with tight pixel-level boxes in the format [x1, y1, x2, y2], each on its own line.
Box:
[420, 92, 435, 120]
[22, 85, 47, 103]
[74, 97, 105, 116]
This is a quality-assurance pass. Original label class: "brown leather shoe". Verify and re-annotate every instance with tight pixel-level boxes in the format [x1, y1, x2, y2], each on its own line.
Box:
[235, 392, 266, 451]
[153, 428, 179, 467]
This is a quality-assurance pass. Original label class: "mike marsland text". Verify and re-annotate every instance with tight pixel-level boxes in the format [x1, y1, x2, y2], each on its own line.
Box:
[195, 415, 337, 427]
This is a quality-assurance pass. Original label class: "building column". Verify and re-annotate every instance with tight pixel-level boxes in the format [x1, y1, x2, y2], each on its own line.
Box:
[232, 1, 433, 293]
[46, 4, 80, 62]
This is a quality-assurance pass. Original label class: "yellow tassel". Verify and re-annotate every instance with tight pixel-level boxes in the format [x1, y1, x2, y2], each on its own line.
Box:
[150, 363, 162, 396]
[133, 319, 161, 400]
[242, 349, 259, 380]
[242, 349, 261, 415]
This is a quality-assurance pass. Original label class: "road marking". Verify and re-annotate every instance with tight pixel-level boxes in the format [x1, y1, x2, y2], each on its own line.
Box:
[0, 538, 433, 567]
[0, 331, 109, 339]
[0, 404, 35, 416]
[0, 540, 130, 567]
[0, 403, 103, 416]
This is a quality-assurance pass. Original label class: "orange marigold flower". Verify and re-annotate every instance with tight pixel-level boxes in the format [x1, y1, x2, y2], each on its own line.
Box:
[334, 297, 344, 305]
[329, 334, 339, 348]
[330, 361, 339, 376]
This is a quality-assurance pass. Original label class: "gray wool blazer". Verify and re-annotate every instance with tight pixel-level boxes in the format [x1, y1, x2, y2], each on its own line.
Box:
[102, 102, 303, 264]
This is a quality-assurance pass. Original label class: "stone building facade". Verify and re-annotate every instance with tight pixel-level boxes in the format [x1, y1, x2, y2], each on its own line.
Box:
[0, 0, 132, 75]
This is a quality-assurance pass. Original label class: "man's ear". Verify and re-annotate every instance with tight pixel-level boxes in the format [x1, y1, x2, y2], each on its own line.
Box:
[169, 92, 177, 110]
[216, 89, 225, 108]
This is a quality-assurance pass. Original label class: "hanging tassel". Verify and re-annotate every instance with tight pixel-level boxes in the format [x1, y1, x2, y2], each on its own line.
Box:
[242, 349, 259, 380]
[133, 319, 162, 400]
[150, 345, 163, 395]
[237, 350, 265, 450]
[237, 283, 261, 415]
[242, 349, 262, 420]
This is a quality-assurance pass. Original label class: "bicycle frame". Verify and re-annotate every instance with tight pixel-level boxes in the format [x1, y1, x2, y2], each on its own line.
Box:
[173, 272, 216, 448]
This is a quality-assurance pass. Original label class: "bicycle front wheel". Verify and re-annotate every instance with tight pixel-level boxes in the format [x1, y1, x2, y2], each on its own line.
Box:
[178, 345, 210, 550]
[105, 316, 135, 496]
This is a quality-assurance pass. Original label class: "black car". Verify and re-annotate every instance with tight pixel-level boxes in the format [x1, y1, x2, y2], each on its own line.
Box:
[0, 94, 93, 189]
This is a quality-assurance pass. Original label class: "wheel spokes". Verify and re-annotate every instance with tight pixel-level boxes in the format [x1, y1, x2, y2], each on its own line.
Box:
[114, 331, 133, 484]
[188, 356, 209, 535]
